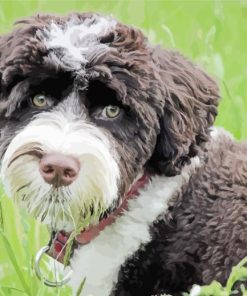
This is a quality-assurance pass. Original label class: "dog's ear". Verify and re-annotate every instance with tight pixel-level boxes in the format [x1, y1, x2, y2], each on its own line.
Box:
[147, 46, 220, 176]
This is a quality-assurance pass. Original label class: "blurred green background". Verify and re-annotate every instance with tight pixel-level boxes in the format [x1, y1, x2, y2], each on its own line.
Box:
[0, 0, 246, 295]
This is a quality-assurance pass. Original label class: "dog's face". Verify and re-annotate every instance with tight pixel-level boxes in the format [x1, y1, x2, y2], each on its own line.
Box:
[0, 13, 219, 231]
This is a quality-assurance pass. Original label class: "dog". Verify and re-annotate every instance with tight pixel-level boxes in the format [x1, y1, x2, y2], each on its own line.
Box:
[0, 12, 247, 296]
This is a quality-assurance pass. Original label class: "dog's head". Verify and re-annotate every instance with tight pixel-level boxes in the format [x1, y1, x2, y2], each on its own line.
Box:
[0, 13, 219, 231]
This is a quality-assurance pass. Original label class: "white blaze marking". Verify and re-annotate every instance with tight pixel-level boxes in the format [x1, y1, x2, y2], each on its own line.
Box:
[43, 16, 116, 66]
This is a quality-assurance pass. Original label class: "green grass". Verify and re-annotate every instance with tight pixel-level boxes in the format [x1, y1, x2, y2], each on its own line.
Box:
[186, 257, 247, 296]
[0, 1, 246, 295]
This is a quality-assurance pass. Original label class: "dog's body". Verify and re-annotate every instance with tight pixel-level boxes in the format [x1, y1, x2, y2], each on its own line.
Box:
[69, 129, 247, 296]
[0, 13, 246, 296]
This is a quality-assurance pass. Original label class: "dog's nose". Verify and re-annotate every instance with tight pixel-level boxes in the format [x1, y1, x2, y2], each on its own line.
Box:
[39, 153, 80, 187]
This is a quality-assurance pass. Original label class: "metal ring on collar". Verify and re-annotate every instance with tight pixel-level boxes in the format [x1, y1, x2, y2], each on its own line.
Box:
[34, 245, 73, 287]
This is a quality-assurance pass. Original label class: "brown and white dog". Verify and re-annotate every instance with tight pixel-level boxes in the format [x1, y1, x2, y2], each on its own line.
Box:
[0, 12, 247, 296]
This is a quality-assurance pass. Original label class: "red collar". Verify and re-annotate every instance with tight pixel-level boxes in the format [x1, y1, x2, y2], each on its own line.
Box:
[47, 174, 149, 264]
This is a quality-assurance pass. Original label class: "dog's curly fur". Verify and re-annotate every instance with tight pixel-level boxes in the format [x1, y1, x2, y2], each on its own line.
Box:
[0, 12, 246, 296]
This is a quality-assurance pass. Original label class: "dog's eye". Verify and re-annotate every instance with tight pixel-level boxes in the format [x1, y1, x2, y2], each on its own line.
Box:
[102, 106, 120, 118]
[32, 94, 47, 108]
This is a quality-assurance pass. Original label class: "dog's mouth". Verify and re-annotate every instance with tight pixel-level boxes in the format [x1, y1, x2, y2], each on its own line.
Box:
[47, 174, 150, 264]
[3, 170, 116, 232]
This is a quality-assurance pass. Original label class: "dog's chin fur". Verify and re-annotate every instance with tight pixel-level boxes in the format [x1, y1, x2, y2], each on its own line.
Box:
[0, 12, 246, 296]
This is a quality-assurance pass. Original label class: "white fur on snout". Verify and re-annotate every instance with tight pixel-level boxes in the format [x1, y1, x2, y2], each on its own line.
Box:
[1, 111, 120, 231]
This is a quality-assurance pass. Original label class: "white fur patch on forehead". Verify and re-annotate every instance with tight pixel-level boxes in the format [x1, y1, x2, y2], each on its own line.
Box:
[43, 15, 116, 68]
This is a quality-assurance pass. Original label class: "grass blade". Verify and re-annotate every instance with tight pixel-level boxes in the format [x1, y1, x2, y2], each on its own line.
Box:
[0, 200, 4, 231]
[0, 229, 32, 296]
[76, 277, 86, 296]
[0, 286, 26, 294]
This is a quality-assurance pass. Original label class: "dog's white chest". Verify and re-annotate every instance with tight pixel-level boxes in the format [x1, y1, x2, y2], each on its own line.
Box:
[69, 223, 142, 296]
[69, 174, 188, 296]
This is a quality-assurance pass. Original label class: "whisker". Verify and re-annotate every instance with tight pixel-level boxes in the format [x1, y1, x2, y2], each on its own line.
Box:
[16, 182, 32, 193]
[67, 203, 77, 230]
